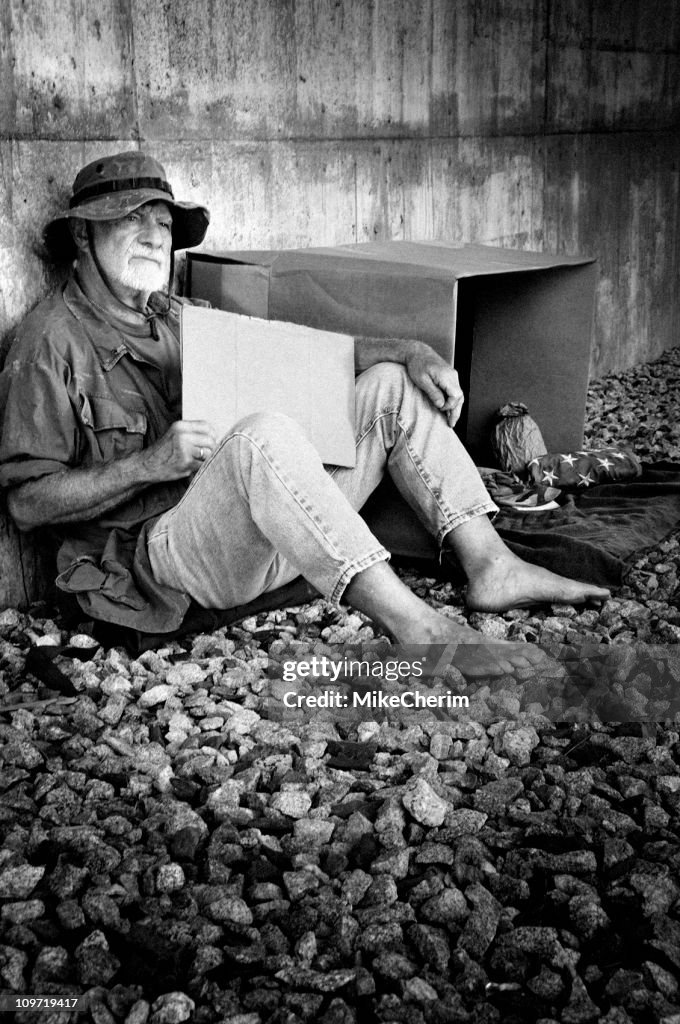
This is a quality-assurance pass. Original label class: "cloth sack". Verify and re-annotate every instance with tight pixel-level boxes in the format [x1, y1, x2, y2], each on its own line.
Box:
[491, 402, 548, 474]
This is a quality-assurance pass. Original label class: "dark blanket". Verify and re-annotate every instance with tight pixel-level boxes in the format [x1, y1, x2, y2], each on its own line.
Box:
[495, 463, 680, 587]
[363, 464, 680, 589]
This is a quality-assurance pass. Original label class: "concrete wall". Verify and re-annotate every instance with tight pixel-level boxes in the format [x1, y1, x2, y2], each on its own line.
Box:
[0, 0, 679, 607]
[2, 0, 679, 372]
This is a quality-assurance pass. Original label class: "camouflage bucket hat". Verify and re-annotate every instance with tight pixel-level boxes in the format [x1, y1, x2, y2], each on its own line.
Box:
[44, 151, 210, 257]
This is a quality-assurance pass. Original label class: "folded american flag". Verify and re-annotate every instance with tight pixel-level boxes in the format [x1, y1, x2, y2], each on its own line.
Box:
[526, 448, 642, 490]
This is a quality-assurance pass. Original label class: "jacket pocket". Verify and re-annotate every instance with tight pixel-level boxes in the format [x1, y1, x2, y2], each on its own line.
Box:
[79, 394, 147, 463]
[56, 555, 147, 609]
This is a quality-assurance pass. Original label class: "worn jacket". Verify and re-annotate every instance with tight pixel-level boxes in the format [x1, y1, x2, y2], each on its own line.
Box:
[0, 275, 201, 632]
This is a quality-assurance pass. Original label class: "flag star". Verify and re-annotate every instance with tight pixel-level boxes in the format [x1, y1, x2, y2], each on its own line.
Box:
[542, 469, 558, 485]
[612, 452, 627, 460]
[596, 457, 614, 470]
[576, 450, 590, 456]
[560, 453, 578, 466]
[527, 457, 540, 467]
[577, 471, 595, 487]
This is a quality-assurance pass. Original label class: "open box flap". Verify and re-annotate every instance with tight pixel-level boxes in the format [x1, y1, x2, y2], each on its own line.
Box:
[191, 241, 595, 280]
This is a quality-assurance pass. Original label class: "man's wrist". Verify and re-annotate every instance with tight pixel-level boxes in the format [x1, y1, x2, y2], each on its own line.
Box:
[135, 446, 165, 484]
[404, 341, 438, 374]
[404, 340, 431, 361]
[353, 336, 436, 373]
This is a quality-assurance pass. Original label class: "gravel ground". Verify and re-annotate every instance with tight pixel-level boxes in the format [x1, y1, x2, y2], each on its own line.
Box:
[1, 347, 680, 1024]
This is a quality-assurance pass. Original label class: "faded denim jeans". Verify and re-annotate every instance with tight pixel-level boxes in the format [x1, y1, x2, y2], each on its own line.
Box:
[147, 363, 497, 608]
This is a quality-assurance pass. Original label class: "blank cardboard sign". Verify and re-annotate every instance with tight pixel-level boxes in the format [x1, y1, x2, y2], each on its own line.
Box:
[181, 306, 356, 467]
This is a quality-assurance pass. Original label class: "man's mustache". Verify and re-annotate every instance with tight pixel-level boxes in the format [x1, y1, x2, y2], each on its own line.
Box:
[129, 251, 164, 264]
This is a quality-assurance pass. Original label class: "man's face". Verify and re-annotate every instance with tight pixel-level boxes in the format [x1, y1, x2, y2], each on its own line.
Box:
[89, 200, 173, 303]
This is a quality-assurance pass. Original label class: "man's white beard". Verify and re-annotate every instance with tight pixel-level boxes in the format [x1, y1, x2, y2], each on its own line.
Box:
[118, 255, 169, 294]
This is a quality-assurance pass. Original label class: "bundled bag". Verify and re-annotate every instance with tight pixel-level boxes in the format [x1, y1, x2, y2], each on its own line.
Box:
[491, 402, 548, 474]
[526, 447, 642, 490]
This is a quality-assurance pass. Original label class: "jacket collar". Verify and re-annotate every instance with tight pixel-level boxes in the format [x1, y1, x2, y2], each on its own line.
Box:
[62, 273, 173, 371]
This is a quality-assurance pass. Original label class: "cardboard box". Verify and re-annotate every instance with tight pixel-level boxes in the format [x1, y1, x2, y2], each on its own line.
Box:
[187, 241, 597, 464]
[181, 306, 356, 467]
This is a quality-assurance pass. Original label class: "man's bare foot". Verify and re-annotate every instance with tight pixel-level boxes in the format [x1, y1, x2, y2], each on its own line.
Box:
[465, 553, 610, 613]
[399, 604, 548, 679]
[344, 560, 551, 679]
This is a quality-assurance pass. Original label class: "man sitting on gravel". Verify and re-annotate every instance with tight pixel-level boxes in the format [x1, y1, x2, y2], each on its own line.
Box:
[0, 152, 608, 676]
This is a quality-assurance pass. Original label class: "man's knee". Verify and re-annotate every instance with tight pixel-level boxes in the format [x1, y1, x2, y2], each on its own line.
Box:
[357, 360, 410, 398]
[231, 410, 306, 442]
[203, 410, 316, 485]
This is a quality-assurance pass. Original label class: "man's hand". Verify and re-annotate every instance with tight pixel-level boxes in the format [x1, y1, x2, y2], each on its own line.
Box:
[142, 420, 218, 481]
[405, 344, 464, 427]
[354, 336, 465, 425]
[6, 419, 219, 531]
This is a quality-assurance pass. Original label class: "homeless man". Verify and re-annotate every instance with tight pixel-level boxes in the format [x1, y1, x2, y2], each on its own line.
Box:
[0, 152, 608, 677]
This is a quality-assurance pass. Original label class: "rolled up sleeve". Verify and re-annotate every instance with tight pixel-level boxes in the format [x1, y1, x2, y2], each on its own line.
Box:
[0, 357, 77, 489]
